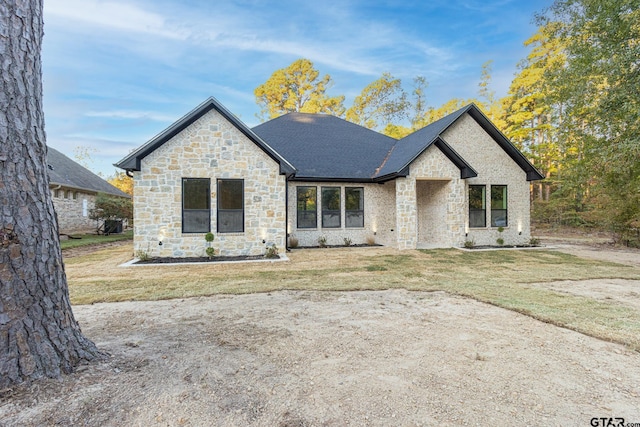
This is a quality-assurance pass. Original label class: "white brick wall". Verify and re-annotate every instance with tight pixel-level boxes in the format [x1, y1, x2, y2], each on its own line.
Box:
[133, 109, 287, 257]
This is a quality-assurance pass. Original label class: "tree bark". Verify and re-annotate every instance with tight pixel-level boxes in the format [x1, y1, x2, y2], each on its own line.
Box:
[0, 0, 105, 389]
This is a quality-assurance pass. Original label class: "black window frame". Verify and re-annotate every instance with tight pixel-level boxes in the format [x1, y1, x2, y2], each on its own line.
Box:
[345, 187, 364, 228]
[296, 186, 318, 229]
[490, 185, 508, 227]
[321, 186, 341, 228]
[217, 179, 244, 233]
[182, 178, 211, 233]
[469, 185, 486, 228]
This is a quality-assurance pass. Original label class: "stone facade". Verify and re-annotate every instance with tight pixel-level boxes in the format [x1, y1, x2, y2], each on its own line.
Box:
[133, 109, 287, 258]
[396, 146, 465, 249]
[287, 181, 396, 247]
[442, 114, 531, 246]
[50, 187, 97, 234]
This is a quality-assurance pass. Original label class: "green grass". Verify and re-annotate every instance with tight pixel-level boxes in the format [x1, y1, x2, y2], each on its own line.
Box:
[66, 245, 640, 351]
[60, 230, 133, 250]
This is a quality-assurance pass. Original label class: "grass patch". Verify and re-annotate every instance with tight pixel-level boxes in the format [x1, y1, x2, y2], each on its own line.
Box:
[61, 230, 133, 250]
[66, 244, 640, 351]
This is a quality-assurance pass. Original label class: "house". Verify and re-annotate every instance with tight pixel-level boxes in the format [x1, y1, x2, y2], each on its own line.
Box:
[47, 147, 131, 234]
[115, 96, 543, 257]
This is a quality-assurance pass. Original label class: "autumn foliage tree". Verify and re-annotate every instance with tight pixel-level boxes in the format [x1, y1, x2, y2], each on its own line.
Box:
[0, 0, 104, 388]
[254, 58, 345, 120]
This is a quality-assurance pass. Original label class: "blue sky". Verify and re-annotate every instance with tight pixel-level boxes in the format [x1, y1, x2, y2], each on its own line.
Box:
[42, 0, 553, 177]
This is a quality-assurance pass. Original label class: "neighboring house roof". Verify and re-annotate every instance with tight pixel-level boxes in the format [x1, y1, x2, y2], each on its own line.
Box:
[114, 97, 296, 175]
[377, 104, 543, 181]
[47, 147, 130, 198]
[251, 113, 397, 181]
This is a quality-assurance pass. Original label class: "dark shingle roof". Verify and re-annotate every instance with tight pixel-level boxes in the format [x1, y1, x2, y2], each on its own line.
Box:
[115, 97, 295, 175]
[252, 113, 397, 181]
[376, 103, 543, 181]
[47, 147, 130, 198]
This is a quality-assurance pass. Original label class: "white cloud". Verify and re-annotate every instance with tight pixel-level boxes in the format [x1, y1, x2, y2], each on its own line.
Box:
[85, 110, 176, 122]
[44, 0, 189, 40]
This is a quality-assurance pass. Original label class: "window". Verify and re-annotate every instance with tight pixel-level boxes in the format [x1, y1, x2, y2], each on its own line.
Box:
[345, 187, 364, 228]
[491, 185, 508, 227]
[296, 186, 317, 228]
[469, 185, 486, 228]
[217, 179, 244, 233]
[321, 187, 341, 228]
[182, 178, 210, 233]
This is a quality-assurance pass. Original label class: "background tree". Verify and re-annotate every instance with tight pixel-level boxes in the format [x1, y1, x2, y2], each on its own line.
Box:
[536, 0, 640, 239]
[108, 171, 134, 196]
[254, 58, 345, 120]
[346, 73, 409, 132]
[0, 0, 104, 388]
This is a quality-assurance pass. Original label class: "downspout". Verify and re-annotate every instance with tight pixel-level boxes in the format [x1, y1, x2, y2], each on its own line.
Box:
[285, 174, 290, 252]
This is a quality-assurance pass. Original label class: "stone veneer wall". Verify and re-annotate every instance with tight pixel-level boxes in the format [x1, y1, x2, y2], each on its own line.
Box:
[395, 147, 465, 249]
[287, 181, 396, 247]
[133, 109, 287, 257]
[442, 114, 531, 246]
[51, 187, 97, 234]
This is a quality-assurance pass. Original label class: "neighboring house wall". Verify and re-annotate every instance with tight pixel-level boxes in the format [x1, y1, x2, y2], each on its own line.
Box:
[51, 188, 96, 234]
[396, 146, 465, 249]
[287, 181, 397, 247]
[443, 114, 531, 246]
[133, 109, 287, 258]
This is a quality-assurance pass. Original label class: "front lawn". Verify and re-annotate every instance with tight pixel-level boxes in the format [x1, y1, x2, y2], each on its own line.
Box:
[65, 245, 640, 351]
[60, 230, 133, 250]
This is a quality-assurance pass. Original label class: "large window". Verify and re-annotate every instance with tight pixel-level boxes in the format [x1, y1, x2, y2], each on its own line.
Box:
[491, 185, 508, 227]
[297, 186, 317, 228]
[217, 179, 244, 233]
[469, 185, 486, 228]
[183, 178, 210, 233]
[321, 187, 341, 228]
[345, 187, 364, 228]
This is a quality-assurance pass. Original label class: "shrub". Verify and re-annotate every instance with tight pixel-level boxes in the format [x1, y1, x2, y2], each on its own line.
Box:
[135, 249, 151, 262]
[318, 236, 327, 248]
[529, 236, 541, 246]
[463, 239, 475, 249]
[366, 235, 376, 246]
[204, 232, 215, 258]
[205, 247, 215, 259]
[343, 237, 352, 247]
[288, 235, 299, 248]
[265, 244, 279, 259]
[205, 232, 215, 243]
[496, 237, 504, 246]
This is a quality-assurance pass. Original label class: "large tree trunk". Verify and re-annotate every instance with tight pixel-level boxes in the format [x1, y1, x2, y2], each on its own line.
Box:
[0, 0, 104, 389]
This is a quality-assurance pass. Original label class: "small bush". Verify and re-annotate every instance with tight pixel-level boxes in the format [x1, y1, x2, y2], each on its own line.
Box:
[288, 235, 299, 248]
[343, 237, 352, 247]
[529, 236, 541, 246]
[205, 232, 215, 243]
[464, 239, 475, 249]
[205, 247, 215, 259]
[496, 237, 505, 246]
[366, 235, 376, 246]
[497, 226, 505, 233]
[135, 249, 151, 262]
[265, 244, 279, 259]
[318, 236, 327, 248]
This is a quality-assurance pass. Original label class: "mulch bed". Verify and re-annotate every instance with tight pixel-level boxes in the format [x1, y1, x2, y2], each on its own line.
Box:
[290, 244, 382, 250]
[135, 255, 274, 264]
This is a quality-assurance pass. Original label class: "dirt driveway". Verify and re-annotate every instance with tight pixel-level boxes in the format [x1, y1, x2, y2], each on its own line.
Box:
[1, 242, 640, 426]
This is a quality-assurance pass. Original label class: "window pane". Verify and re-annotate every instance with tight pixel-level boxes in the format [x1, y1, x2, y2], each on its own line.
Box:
[469, 185, 486, 228]
[297, 186, 317, 228]
[322, 212, 341, 228]
[490, 185, 508, 227]
[345, 187, 363, 211]
[322, 187, 340, 210]
[321, 187, 341, 228]
[183, 210, 210, 233]
[346, 211, 364, 228]
[218, 180, 243, 210]
[183, 178, 210, 233]
[184, 179, 210, 210]
[218, 210, 243, 233]
[298, 211, 317, 229]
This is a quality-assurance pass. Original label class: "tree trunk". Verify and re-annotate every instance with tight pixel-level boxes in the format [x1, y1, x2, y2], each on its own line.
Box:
[0, 0, 105, 389]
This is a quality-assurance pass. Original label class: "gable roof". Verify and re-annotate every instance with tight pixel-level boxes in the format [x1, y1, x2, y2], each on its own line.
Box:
[377, 104, 544, 181]
[252, 113, 397, 181]
[114, 97, 296, 175]
[47, 147, 130, 198]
